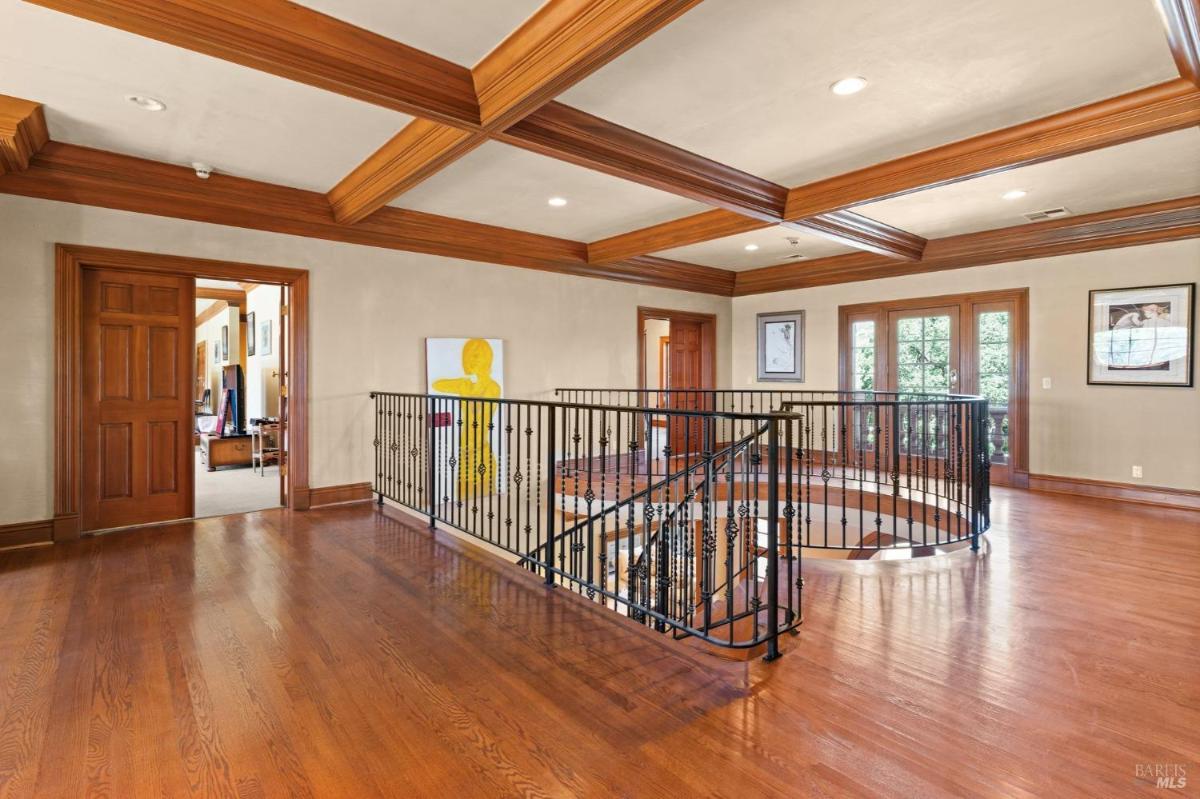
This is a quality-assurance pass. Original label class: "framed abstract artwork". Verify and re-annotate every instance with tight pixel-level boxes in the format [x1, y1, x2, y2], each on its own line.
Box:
[1088, 283, 1194, 387]
[260, 320, 272, 356]
[246, 311, 256, 356]
[757, 310, 804, 381]
[220, 325, 229, 361]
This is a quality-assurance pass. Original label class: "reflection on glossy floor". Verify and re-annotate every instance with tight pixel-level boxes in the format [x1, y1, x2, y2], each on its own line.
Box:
[0, 489, 1196, 797]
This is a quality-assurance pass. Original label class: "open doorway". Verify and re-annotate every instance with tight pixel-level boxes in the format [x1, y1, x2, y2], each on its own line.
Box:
[637, 307, 717, 460]
[54, 245, 309, 540]
[193, 279, 284, 517]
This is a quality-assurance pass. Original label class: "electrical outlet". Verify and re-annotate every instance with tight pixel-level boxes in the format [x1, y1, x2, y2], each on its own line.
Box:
[1132, 465, 1143, 479]
[1042, 377, 1052, 389]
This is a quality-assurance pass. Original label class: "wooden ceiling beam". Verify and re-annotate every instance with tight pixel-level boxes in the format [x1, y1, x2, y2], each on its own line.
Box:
[324, 0, 705, 224]
[327, 121, 486, 225]
[588, 209, 771, 264]
[783, 211, 926, 261]
[735, 196, 1200, 295]
[23, 0, 481, 126]
[325, 0, 707, 224]
[195, 299, 229, 327]
[783, 79, 1200, 221]
[472, 0, 704, 131]
[196, 286, 246, 305]
[586, 80, 1200, 263]
[0, 94, 49, 175]
[0, 141, 733, 295]
[1159, 0, 1200, 85]
[497, 102, 786, 221]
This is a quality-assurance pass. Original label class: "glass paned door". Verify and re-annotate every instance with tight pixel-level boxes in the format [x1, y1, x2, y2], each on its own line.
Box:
[971, 301, 1017, 485]
[887, 307, 960, 461]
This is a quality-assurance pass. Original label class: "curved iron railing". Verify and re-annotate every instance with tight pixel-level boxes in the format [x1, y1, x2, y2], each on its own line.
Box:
[369, 389, 990, 659]
[555, 389, 992, 552]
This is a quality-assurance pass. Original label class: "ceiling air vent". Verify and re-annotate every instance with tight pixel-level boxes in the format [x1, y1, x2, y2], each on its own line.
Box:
[1022, 206, 1071, 222]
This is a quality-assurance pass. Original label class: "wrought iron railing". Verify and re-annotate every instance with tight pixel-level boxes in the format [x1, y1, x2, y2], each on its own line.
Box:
[555, 389, 992, 551]
[369, 389, 991, 659]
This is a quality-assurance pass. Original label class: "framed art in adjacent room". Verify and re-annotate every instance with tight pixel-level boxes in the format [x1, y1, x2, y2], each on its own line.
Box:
[1088, 283, 1194, 387]
[259, 319, 272, 356]
[757, 310, 804, 381]
[220, 324, 229, 361]
[247, 311, 256, 356]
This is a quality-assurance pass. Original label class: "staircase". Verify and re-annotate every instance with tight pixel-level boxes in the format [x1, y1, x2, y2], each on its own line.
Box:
[368, 389, 991, 660]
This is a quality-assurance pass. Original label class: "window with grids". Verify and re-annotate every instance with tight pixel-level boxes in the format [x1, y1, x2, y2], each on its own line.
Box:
[977, 310, 1011, 464]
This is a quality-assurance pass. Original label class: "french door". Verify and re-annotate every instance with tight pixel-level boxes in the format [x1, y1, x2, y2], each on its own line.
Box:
[840, 289, 1028, 486]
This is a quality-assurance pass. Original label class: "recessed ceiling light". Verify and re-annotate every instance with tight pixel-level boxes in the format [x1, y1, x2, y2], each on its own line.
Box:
[830, 77, 868, 96]
[1002, 189, 1028, 201]
[744, 243, 760, 251]
[126, 94, 166, 112]
[547, 196, 567, 207]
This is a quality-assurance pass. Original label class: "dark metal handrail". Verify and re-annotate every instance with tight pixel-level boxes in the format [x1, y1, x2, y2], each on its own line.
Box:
[369, 389, 991, 660]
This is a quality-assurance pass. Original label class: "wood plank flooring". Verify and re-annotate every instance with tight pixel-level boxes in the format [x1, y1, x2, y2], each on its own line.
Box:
[0, 488, 1196, 797]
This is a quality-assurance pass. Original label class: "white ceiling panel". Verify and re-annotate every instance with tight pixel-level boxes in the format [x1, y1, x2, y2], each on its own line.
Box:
[854, 129, 1200, 239]
[0, 0, 411, 192]
[654, 225, 858, 271]
[558, 0, 1179, 188]
[391, 141, 709, 241]
[297, 0, 545, 66]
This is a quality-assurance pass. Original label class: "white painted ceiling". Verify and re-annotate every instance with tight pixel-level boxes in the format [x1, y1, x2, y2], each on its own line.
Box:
[0, 0, 411, 192]
[855, 129, 1200, 239]
[196, 298, 215, 314]
[557, 0, 1180, 187]
[391, 141, 709, 241]
[298, 0, 546, 66]
[655, 225, 857, 270]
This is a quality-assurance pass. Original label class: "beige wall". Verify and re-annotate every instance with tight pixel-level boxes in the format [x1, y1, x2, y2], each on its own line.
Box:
[245, 284, 282, 419]
[733, 240, 1200, 490]
[642, 318, 670, 396]
[195, 302, 239, 404]
[0, 195, 730, 524]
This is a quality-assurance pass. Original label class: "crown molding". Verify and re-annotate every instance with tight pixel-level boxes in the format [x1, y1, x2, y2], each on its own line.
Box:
[0, 141, 734, 295]
[734, 195, 1200, 294]
[0, 94, 49, 175]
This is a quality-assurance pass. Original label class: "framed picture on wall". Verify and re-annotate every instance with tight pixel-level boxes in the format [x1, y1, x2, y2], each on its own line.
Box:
[260, 320, 272, 355]
[247, 311, 256, 356]
[757, 310, 805, 381]
[1088, 283, 1194, 387]
[220, 325, 229, 361]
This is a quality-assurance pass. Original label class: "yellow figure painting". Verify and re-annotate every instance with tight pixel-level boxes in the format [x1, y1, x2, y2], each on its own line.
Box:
[431, 338, 501, 498]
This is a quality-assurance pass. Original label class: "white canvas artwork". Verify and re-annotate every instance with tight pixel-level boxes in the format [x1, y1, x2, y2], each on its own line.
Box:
[763, 321, 796, 373]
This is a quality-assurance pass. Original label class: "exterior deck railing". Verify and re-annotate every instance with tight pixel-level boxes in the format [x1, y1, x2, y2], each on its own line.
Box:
[370, 389, 991, 659]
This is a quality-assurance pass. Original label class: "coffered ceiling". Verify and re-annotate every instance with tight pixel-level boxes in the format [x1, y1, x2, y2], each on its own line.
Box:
[558, 0, 1181, 186]
[0, 0, 1197, 296]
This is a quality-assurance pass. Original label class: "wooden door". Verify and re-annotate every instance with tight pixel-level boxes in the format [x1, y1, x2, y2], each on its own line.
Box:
[194, 341, 207, 403]
[278, 285, 289, 506]
[667, 320, 704, 454]
[82, 269, 194, 531]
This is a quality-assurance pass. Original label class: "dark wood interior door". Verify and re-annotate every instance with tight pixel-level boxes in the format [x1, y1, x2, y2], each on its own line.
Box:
[82, 269, 194, 531]
[667, 319, 704, 453]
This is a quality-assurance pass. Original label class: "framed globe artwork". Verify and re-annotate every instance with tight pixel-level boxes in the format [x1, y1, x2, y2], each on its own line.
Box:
[1087, 283, 1194, 387]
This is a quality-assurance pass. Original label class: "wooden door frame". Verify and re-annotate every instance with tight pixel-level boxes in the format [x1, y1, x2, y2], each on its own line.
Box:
[636, 306, 717, 397]
[54, 244, 311, 540]
[837, 288, 1030, 485]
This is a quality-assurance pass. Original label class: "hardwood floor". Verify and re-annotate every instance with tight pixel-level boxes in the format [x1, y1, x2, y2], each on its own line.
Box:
[0, 488, 1196, 797]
